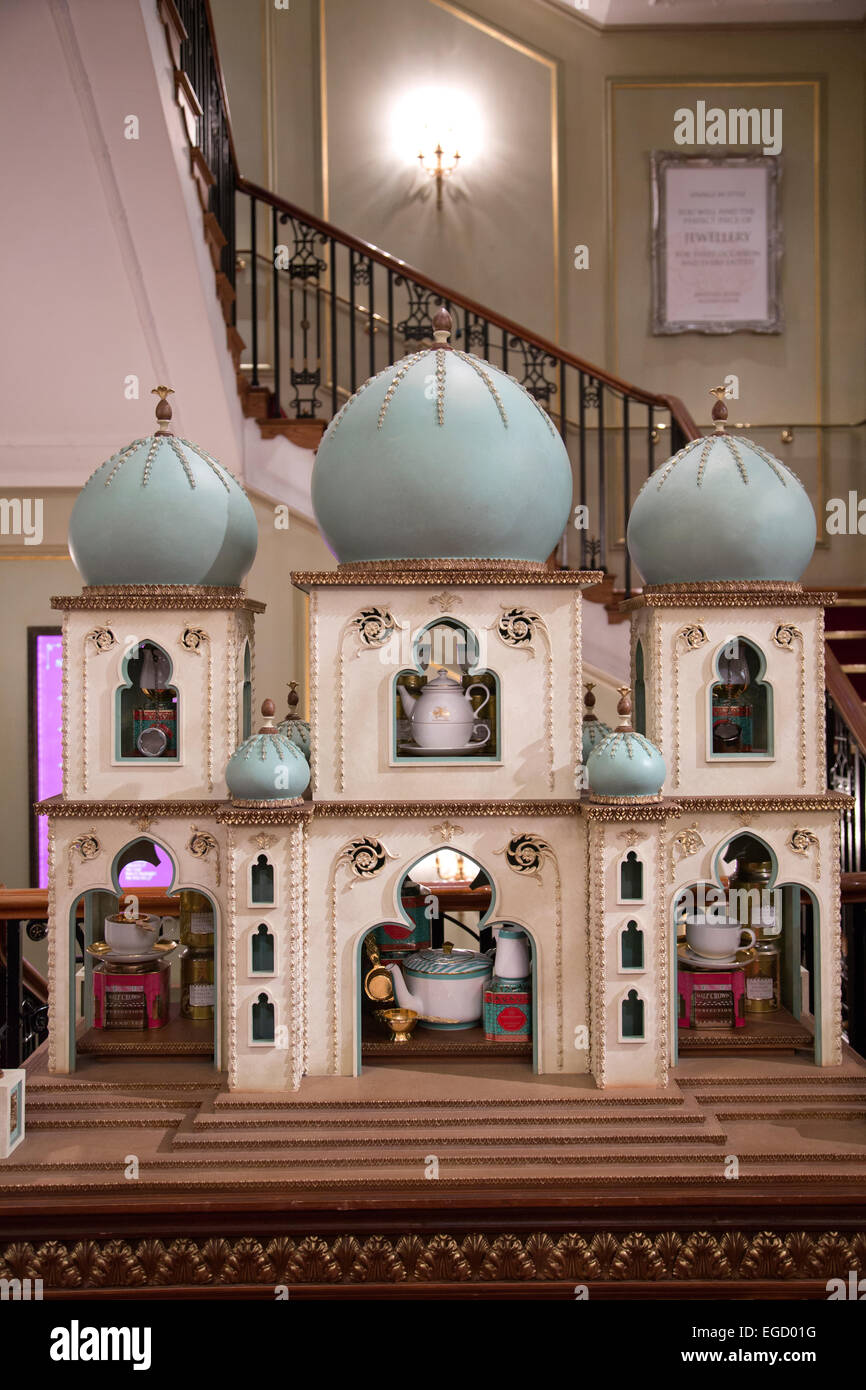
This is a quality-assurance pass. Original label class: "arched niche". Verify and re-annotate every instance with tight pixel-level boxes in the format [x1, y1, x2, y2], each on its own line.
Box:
[393, 616, 500, 762]
[115, 640, 179, 761]
[250, 922, 276, 976]
[618, 850, 645, 904]
[250, 853, 276, 907]
[251, 991, 276, 1044]
[708, 636, 773, 759]
[619, 921, 645, 972]
[634, 639, 646, 736]
[619, 988, 645, 1041]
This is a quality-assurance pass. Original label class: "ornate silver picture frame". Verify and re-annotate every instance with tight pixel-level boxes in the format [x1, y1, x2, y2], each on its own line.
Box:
[650, 152, 783, 335]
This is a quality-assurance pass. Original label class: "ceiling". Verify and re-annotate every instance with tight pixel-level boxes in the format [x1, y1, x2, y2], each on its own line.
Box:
[541, 0, 866, 26]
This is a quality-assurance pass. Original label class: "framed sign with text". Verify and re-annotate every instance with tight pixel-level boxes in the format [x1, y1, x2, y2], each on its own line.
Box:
[650, 152, 782, 335]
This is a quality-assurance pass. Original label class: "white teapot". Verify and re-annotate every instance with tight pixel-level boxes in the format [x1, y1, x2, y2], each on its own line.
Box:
[397, 668, 490, 750]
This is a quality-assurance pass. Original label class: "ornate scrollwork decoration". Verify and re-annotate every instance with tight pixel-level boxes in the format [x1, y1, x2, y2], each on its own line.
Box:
[495, 607, 546, 658]
[67, 831, 101, 888]
[772, 623, 803, 651]
[428, 590, 462, 612]
[670, 821, 706, 882]
[678, 624, 709, 651]
[496, 833, 556, 886]
[772, 623, 807, 788]
[348, 607, 397, 655]
[788, 827, 820, 880]
[180, 626, 209, 653]
[188, 826, 220, 886]
[336, 837, 398, 887]
[431, 820, 464, 843]
[618, 828, 642, 849]
[84, 627, 117, 653]
[252, 832, 278, 851]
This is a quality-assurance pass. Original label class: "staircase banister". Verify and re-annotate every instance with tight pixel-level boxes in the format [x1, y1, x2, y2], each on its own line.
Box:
[236, 174, 701, 440]
[826, 643, 866, 757]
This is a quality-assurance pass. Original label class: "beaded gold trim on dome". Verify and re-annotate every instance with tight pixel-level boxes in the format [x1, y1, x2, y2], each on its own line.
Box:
[620, 582, 836, 612]
[292, 564, 603, 588]
[52, 586, 266, 612]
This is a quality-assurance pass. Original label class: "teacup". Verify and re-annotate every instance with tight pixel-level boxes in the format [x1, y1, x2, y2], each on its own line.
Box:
[104, 912, 159, 955]
[685, 915, 756, 960]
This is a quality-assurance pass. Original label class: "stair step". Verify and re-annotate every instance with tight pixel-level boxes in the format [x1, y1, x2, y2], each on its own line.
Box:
[257, 417, 326, 449]
[173, 1123, 721, 1150]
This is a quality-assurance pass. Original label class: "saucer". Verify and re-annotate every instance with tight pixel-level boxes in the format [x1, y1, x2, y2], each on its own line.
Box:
[678, 942, 756, 970]
[397, 741, 490, 757]
[87, 940, 186, 965]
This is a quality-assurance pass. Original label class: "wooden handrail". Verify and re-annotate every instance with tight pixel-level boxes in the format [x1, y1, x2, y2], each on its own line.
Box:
[236, 177, 699, 442]
[0, 889, 180, 920]
[0, 925, 48, 1005]
[826, 644, 866, 757]
[842, 872, 866, 903]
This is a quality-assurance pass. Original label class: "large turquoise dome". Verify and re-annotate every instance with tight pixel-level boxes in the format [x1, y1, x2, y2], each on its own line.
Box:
[226, 701, 310, 802]
[311, 312, 572, 565]
[627, 430, 815, 585]
[69, 396, 257, 586]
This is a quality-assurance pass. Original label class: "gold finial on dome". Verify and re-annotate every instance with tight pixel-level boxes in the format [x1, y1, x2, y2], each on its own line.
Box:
[258, 697, 276, 732]
[710, 385, 728, 435]
[432, 306, 453, 347]
[151, 385, 175, 434]
[284, 681, 302, 722]
[583, 681, 599, 724]
[615, 685, 633, 732]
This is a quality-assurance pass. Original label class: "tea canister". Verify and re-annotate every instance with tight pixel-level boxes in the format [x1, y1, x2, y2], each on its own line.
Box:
[180, 890, 215, 948]
[181, 950, 215, 1021]
[744, 939, 781, 1013]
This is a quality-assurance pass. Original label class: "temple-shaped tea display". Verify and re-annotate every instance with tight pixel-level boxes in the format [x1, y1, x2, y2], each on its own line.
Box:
[41, 335, 846, 1093]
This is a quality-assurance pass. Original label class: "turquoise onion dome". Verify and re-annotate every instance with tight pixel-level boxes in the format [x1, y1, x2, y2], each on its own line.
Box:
[226, 699, 310, 802]
[627, 395, 815, 585]
[311, 309, 572, 565]
[278, 681, 312, 761]
[586, 688, 666, 800]
[69, 388, 258, 586]
[581, 682, 612, 763]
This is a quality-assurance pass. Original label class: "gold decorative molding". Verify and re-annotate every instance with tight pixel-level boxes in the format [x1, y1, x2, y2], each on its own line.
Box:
[621, 584, 835, 612]
[675, 794, 850, 813]
[772, 623, 808, 789]
[496, 832, 563, 1065]
[292, 568, 603, 589]
[495, 607, 554, 791]
[672, 625, 709, 789]
[580, 802, 676, 823]
[53, 587, 265, 613]
[618, 828, 643, 849]
[310, 800, 583, 818]
[337, 607, 399, 792]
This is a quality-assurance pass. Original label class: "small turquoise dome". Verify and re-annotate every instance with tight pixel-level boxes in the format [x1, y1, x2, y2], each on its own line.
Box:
[69, 403, 257, 586]
[311, 312, 572, 565]
[627, 430, 815, 584]
[226, 701, 309, 802]
[586, 691, 665, 799]
[582, 718, 611, 763]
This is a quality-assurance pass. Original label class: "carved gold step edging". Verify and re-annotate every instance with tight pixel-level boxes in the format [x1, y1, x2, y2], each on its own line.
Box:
[0, 1228, 863, 1291]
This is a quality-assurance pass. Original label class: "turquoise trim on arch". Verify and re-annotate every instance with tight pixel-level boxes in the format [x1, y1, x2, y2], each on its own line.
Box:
[392, 615, 501, 765]
[707, 636, 775, 762]
[113, 640, 180, 765]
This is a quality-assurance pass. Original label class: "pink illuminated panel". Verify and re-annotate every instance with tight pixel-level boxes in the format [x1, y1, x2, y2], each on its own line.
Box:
[35, 633, 64, 888]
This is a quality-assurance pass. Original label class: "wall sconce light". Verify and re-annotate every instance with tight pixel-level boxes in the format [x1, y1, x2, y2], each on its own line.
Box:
[418, 137, 461, 210]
